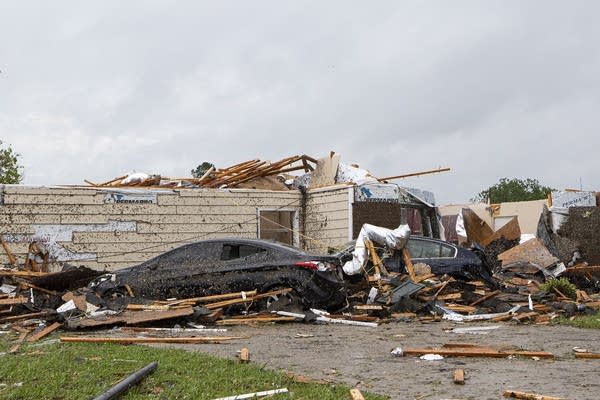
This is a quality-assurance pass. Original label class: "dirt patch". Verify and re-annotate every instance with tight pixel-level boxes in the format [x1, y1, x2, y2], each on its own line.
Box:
[166, 321, 600, 400]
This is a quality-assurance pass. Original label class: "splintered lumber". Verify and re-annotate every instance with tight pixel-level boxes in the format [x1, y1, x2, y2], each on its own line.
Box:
[402, 248, 416, 281]
[364, 239, 383, 279]
[453, 369, 465, 384]
[350, 388, 366, 400]
[60, 336, 244, 344]
[216, 316, 297, 325]
[0, 296, 28, 306]
[398, 347, 554, 359]
[9, 328, 32, 353]
[204, 288, 292, 310]
[73, 306, 194, 328]
[17, 281, 58, 296]
[503, 390, 564, 400]
[213, 388, 289, 400]
[0, 311, 56, 323]
[469, 290, 501, 306]
[162, 290, 258, 306]
[239, 347, 250, 363]
[565, 265, 600, 275]
[377, 167, 451, 181]
[574, 352, 600, 359]
[0, 237, 17, 266]
[27, 322, 62, 342]
[0, 270, 48, 277]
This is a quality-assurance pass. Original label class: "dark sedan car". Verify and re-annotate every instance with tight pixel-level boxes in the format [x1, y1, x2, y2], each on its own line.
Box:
[337, 236, 495, 285]
[89, 238, 347, 310]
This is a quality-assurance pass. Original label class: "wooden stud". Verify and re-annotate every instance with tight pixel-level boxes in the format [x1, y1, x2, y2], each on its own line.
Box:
[402, 248, 416, 281]
[469, 290, 501, 306]
[27, 322, 62, 342]
[0, 237, 17, 266]
[453, 369, 465, 385]
[350, 388, 366, 400]
[240, 347, 250, 363]
[60, 336, 244, 344]
[503, 390, 564, 400]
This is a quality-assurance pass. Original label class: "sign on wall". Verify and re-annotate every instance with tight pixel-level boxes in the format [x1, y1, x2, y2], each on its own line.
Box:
[103, 192, 157, 204]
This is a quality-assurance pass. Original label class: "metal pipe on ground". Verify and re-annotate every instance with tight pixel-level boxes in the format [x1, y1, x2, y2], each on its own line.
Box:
[91, 362, 158, 400]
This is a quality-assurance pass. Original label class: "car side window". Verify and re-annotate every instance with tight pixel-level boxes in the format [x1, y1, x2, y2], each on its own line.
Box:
[407, 239, 456, 258]
[221, 244, 266, 261]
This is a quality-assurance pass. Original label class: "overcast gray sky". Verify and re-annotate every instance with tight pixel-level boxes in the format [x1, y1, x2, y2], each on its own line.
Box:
[1, 1, 598, 204]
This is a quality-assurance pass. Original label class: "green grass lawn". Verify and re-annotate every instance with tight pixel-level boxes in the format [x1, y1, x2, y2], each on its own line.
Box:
[557, 312, 600, 329]
[0, 334, 388, 400]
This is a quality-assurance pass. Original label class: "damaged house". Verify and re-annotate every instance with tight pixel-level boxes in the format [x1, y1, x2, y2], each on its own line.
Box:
[0, 153, 441, 273]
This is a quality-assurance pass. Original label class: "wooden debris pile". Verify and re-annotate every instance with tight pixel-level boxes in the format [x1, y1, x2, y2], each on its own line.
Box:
[85, 155, 318, 190]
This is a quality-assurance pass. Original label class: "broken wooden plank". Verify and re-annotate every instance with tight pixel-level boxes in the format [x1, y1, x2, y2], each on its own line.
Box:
[0, 237, 17, 266]
[9, 328, 32, 353]
[574, 352, 600, 359]
[502, 390, 564, 400]
[204, 288, 291, 310]
[469, 290, 501, 306]
[453, 369, 465, 385]
[161, 290, 259, 306]
[213, 388, 289, 400]
[216, 316, 297, 325]
[350, 388, 366, 400]
[27, 322, 62, 342]
[17, 281, 58, 296]
[0, 296, 28, 306]
[436, 293, 462, 301]
[414, 273, 436, 283]
[398, 347, 553, 359]
[60, 336, 244, 344]
[0, 311, 55, 323]
[377, 167, 451, 181]
[239, 347, 250, 363]
[73, 306, 194, 328]
[402, 248, 416, 281]
[0, 270, 48, 277]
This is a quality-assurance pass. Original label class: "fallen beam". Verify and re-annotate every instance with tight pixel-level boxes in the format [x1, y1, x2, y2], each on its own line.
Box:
[574, 352, 600, 359]
[60, 336, 245, 344]
[212, 388, 289, 400]
[503, 390, 564, 400]
[27, 322, 62, 342]
[398, 347, 553, 359]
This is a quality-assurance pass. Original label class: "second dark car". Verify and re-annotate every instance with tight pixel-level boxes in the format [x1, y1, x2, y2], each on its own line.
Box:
[336, 236, 495, 285]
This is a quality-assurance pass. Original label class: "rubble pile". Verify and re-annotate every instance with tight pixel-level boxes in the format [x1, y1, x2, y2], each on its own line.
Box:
[2, 191, 600, 347]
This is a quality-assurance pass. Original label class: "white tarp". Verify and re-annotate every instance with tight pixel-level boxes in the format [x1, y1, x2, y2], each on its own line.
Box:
[343, 223, 411, 275]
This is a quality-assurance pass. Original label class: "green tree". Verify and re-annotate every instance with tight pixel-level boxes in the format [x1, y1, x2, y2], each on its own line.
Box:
[0, 141, 23, 184]
[191, 161, 215, 178]
[473, 178, 554, 203]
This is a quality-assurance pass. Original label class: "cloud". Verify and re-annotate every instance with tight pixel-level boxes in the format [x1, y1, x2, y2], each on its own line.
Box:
[0, 1, 598, 203]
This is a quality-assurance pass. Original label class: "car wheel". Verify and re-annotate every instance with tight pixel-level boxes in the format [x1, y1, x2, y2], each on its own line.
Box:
[260, 288, 303, 313]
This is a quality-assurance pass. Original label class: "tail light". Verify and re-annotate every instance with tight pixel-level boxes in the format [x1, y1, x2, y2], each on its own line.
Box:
[295, 261, 336, 271]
